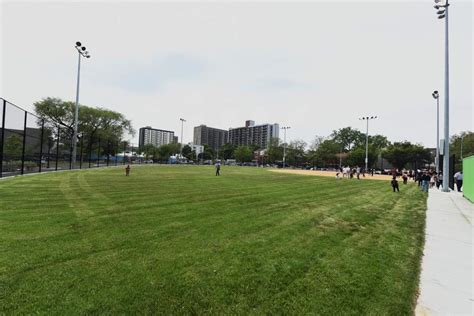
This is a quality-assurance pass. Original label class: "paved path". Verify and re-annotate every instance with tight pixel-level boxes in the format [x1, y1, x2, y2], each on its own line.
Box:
[416, 189, 473, 315]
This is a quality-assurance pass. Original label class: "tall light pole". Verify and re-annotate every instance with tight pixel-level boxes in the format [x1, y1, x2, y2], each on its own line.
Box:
[72, 41, 90, 168]
[460, 134, 465, 160]
[179, 118, 186, 158]
[434, 0, 450, 192]
[281, 126, 290, 168]
[359, 116, 377, 172]
[432, 91, 440, 174]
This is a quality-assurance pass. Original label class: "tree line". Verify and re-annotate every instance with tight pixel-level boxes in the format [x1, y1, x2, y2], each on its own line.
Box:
[18, 97, 472, 171]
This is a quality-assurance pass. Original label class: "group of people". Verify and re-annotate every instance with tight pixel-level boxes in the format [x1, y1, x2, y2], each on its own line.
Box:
[390, 169, 464, 193]
[336, 166, 374, 180]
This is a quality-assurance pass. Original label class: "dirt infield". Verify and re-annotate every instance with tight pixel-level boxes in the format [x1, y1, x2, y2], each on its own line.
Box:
[270, 169, 395, 181]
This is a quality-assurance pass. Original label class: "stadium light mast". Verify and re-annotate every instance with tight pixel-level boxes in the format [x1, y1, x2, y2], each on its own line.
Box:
[72, 41, 91, 168]
[281, 126, 291, 168]
[359, 116, 377, 172]
[434, 0, 450, 191]
[180, 118, 186, 158]
[432, 91, 440, 174]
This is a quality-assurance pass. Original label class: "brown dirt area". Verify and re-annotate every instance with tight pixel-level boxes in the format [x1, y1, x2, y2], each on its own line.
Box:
[269, 169, 395, 181]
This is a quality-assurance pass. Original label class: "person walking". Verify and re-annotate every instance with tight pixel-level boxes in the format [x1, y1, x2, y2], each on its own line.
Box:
[391, 176, 400, 192]
[421, 172, 430, 193]
[454, 171, 463, 192]
[356, 166, 361, 180]
[402, 172, 408, 185]
[125, 164, 131, 176]
[215, 161, 221, 176]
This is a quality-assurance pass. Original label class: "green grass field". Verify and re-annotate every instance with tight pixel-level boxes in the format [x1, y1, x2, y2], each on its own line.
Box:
[0, 166, 426, 314]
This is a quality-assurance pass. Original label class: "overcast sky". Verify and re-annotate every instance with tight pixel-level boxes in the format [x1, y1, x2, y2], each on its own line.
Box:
[1, 0, 472, 147]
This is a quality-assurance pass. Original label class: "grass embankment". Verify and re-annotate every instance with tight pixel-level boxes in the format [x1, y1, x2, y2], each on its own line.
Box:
[0, 166, 426, 314]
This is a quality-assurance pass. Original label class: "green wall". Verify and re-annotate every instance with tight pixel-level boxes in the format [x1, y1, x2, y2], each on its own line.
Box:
[463, 156, 474, 203]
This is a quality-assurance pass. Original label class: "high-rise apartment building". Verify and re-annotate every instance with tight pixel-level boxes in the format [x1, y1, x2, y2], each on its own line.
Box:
[139, 126, 175, 148]
[228, 120, 279, 149]
[193, 125, 228, 151]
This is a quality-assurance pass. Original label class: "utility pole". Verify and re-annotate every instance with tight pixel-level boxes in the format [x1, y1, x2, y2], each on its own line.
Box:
[433, 0, 450, 191]
[432, 91, 440, 174]
[72, 42, 90, 168]
[180, 118, 186, 159]
[281, 126, 291, 168]
[359, 116, 377, 172]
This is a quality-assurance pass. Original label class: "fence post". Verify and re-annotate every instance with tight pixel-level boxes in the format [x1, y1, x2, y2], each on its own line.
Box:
[79, 133, 84, 169]
[123, 141, 126, 165]
[97, 137, 100, 167]
[106, 140, 110, 167]
[38, 119, 44, 173]
[0, 100, 6, 178]
[55, 125, 60, 171]
[47, 138, 51, 169]
[69, 133, 73, 170]
[20, 111, 27, 175]
[115, 142, 118, 166]
[88, 135, 93, 168]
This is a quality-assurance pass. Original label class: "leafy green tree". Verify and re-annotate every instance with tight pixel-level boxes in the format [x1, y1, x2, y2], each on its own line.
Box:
[369, 134, 390, 150]
[450, 131, 474, 171]
[266, 138, 283, 163]
[198, 145, 215, 160]
[234, 146, 253, 163]
[157, 144, 172, 161]
[220, 143, 236, 160]
[330, 127, 365, 151]
[182, 145, 193, 160]
[314, 139, 340, 167]
[4, 134, 23, 158]
[34, 98, 134, 151]
[286, 140, 307, 166]
[142, 144, 157, 160]
[346, 145, 378, 168]
[383, 142, 432, 170]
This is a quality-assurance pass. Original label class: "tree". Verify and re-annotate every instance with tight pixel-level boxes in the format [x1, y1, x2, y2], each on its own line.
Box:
[157, 144, 171, 161]
[450, 131, 474, 171]
[34, 98, 135, 149]
[220, 143, 236, 160]
[330, 127, 365, 151]
[309, 135, 326, 151]
[234, 146, 253, 163]
[369, 134, 390, 150]
[4, 134, 23, 158]
[200, 145, 215, 160]
[346, 145, 378, 168]
[383, 141, 432, 170]
[182, 145, 193, 160]
[142, 144, 157, 160]
[286, 140, 307, 166]
[266, 138, 283, 163]
[313, 139, 340, 167]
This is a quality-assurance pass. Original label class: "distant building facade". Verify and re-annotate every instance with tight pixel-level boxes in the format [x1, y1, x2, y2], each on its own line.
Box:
[139, 126, 175, 148]
[228, 120, 279, 149]
[193, 125, 228, 151]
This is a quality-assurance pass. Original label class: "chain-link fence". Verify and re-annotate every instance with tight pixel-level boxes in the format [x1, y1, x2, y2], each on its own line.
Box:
[0, 98, 140, 178]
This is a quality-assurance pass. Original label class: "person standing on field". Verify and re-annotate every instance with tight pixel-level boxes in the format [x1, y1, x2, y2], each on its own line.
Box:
[125, 164, 131, 176]
[454, 171, 463, 192]
[215, 161, 221, 176]
[402, 172, 408, 184]
[391, 176, 400, 192]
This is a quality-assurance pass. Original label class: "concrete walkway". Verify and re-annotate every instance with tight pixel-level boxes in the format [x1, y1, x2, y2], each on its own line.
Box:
[416, 189, 473, 315]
